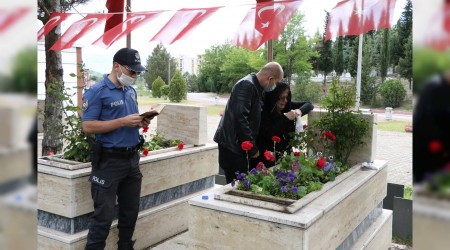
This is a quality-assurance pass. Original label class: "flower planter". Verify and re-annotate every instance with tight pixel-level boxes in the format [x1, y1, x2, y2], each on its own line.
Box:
[189, 160, 392, 250]
[37, 104, 219, 250]
[215, 164, 361, 213]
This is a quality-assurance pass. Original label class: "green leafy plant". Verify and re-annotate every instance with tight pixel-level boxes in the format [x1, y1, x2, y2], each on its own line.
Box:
[309, 79, 371, 164]
[151, 76, 165, 98]
[161, 85, 170, 100]
[168, 70, 187, 103]
[379, 79, 406, 108]
[139, 129, 183, 156]
[62, 64, 95, 162]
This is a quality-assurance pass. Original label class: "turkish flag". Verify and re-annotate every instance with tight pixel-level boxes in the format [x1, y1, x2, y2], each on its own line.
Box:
[105, 0, 125, 32]
[0, 7, 29, 32]
[93, 12, 161, 48]
[423, 1, 450, 50]
[325, 0, 396, 41]
[233, 7, 264, 50]
[150, 7, 220, 44]
[234, 0, 302, 50]
[445, 0, 450, 33]
[37, 12, 72, 41]
[50, 14, 113, 51]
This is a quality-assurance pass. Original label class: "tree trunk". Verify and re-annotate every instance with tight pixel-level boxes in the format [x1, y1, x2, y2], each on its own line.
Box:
[41, 0, 64, 156]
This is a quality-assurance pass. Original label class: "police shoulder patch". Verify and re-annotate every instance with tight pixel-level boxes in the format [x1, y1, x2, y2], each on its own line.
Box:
[82, 99, 89, 111]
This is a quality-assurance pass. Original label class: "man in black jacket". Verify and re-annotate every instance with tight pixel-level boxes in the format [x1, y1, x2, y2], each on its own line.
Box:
[214, 62, 284, 183]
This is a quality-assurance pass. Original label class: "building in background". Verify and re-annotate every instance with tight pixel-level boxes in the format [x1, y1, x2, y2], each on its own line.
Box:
[174, 54, 203, 75]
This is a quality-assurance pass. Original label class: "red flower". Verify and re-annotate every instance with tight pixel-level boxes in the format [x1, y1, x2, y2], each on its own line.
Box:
[317, 157, 326, 169]
[321, 131, 336, 141]
[303, 124, 307, 129]
[142, 148, 149, 156]
[178, 143, 184, 150]
[142, 126, 149, 133]
[48, 151, 54, 156]
[264, 150, 275, 162]
[256, 162, 264, 171]
[271, 136, 281, 143]
[428, 140, 442, 154]
[241, 141, 253, 151]
[326, 131, 336, 141]
[294, 151, 300, 157]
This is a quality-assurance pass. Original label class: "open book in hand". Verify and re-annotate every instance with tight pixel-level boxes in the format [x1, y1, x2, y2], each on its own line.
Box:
[140, 104, 165, 120]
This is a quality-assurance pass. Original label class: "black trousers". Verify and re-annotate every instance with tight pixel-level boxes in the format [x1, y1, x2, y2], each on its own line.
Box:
[85, 151, 142, 250]
[218, 145, 250, 184]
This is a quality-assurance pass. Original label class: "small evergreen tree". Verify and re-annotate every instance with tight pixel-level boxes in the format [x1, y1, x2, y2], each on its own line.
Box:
[379, 79, 406, 108]
[152, 76, 165, 98]
[168, 70, 187, 103]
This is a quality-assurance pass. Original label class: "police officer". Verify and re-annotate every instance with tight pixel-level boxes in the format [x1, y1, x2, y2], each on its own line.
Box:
[82, 47, 150, 250]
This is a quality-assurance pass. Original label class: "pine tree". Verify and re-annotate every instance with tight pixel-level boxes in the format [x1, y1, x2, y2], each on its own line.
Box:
[398, 33, 412, 90]
[380, 29, 389, 83]
[168, 70, 187, 103]
[317, 11, 333, 84]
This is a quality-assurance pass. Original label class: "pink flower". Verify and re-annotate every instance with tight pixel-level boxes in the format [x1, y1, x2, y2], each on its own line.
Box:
[48, 151, 54, 156]
[264, 150, 275, 162]
[256, 162, 264, 171]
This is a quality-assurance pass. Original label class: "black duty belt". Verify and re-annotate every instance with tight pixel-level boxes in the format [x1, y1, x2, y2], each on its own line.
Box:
[102, 145, 139, 153]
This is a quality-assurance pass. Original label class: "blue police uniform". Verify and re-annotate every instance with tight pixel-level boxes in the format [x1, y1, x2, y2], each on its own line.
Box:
[82, 75, 140, 148]
[82, 75, 142, 250]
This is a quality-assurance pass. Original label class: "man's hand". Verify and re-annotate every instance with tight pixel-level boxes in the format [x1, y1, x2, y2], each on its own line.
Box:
[121, 114, 144, 127]
[140, 118, 151, 128]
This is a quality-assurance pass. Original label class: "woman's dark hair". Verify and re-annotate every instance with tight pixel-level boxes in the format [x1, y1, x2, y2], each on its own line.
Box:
[264, 82, 291, 114]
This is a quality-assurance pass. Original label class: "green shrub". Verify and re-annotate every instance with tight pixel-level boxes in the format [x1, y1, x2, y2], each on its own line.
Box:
[292, 81, 322, 103]
[168, 70, 187, 103]
[151, 76, 165, 98]
[161, 85, 169, 99]
[379, 79, 406, 108]
[309, 80, 371, 164]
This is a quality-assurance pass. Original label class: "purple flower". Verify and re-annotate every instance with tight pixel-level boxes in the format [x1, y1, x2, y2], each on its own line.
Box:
[281, 186, 288, 193]
[287, 171, 296, 184]
[291, 186, 298, 194]
[236, 172, 246, 180]
[324, 162, 335, 172]
[250, 168, 258, 175]
[243, 180, 251, 188]
[231, 180, 235, 187]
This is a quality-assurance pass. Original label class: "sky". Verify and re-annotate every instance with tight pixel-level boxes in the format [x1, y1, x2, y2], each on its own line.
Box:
[37, 0, 407, 74]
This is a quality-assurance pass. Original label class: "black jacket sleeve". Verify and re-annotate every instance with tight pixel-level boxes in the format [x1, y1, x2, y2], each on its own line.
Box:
[291, 101, 314, 116]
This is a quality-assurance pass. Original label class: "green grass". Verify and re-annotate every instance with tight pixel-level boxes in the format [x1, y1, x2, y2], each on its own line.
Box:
[207, 105, 225, 116]
[376, 121, 411, 132]
[137, 96, 199, 106]
[404, 185, 413, 200]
